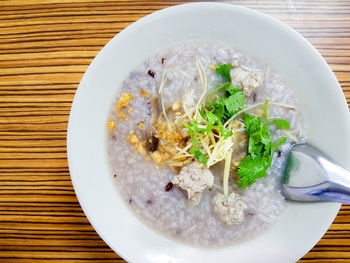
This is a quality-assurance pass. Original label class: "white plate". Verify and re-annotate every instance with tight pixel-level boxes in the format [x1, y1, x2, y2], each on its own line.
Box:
[67, 3, 350, 263]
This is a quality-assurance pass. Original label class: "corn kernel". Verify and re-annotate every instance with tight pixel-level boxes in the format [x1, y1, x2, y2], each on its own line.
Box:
[116, 93, 133, 111]
[118, 112, 126, 118]
[175, 111, 182, 116]
[139, 123, 144, 130]
[140, 89, 151, 98]
[209, 63, 216, 70]
[124, 118, 129, 122]
[130, 134, 139, 144]
[151, 151, 162, 164]
[128, 107, 133, 113]
[106, 120, 116, 131]
[172, 101, 181, 111]
[136, 144, 146, 156]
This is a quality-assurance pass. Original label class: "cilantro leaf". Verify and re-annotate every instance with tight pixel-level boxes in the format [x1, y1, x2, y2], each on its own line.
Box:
[260, 124, 273, 157]
[207, 83, 244, 123]
[213, 102, 226, 120]
[212, 97, 225, 118]
[244, 113, 261, 134]
[223, 91, 245, 115]
[202, 111, 232, 139]
[226, 85, 241, 95]
[244, 114, 265, 158]
[274, 119, 290, 130]
[244, 112, 272, 157]
[237, 102, 276, 189]
[216, 64, 232, 82]
[237, 155, 270, 189]
[203, 111, 220, 125]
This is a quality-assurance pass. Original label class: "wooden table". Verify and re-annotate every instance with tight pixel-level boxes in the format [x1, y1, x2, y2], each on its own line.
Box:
[0, 0, 349, 262]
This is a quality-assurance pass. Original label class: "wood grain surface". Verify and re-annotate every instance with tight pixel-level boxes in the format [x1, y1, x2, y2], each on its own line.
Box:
[0, 0, 349, 262]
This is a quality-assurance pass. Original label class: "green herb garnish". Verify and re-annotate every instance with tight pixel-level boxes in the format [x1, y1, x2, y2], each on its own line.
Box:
[273, 119, 290, 130]
[179, 66, 245, 164]
[191, 149, 208, 164]
[178, 120, 208, 164]
[236, 155, 272, 189]
[179, 63, 290, 183]
[216, 64, 232, 82]
[208, 82, 231, 97]
[237, 101, 289, 189]
[276, 137, 287, 146]
[207, 83, 245, 122]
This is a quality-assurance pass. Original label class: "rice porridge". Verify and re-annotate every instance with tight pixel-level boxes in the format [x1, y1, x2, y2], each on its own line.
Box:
[107, 42, 306, 247]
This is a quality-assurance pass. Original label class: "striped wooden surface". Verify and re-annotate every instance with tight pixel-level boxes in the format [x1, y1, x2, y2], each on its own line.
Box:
[0, 0, 349, 262]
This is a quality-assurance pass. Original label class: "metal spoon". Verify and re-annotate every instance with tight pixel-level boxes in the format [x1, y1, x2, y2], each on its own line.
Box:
[282, 143, 350, 204]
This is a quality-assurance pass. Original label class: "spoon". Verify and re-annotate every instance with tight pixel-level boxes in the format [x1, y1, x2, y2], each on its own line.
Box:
[282, 143, 350, 204]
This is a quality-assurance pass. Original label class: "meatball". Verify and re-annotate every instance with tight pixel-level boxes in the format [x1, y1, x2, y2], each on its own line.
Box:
[230, 67, 263, 96]
[172, 161, 214, 200]
[212, 192, 247, 225]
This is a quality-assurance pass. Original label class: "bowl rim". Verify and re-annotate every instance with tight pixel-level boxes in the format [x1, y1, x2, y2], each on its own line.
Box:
[67, 3, 349, 262]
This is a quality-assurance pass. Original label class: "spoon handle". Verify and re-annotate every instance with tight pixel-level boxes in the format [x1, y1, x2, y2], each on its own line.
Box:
[319, 156, 350, 204]
[284, 180, 350, 204]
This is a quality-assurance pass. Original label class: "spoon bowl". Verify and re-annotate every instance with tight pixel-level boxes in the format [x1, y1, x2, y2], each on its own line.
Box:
[282, 144, 350, 204]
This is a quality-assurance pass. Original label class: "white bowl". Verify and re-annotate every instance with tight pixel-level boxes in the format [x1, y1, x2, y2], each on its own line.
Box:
[67, 3, 350, 263]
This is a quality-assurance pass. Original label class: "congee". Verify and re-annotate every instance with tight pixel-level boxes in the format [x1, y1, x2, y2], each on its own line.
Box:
[107, 42, 306, 247]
